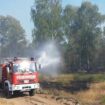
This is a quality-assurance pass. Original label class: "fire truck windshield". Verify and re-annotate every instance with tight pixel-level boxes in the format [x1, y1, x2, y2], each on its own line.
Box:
[13, 61, 36, 73]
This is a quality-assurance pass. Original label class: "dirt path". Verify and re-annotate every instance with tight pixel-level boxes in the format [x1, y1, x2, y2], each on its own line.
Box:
[0, 92, 79, 105]
[0, 94, 62, 105]
[0, 94, 57, 105]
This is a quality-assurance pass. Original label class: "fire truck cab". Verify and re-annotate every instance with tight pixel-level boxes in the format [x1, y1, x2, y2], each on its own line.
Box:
[0, 57, 40, 98]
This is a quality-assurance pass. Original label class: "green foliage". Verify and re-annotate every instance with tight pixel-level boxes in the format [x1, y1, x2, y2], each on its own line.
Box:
[0, 15, 27, 57]
[31, 0, 105, 71]
[74, 73, 105, 82]
[63, 1, 105, 71]
[76, 2, 103, 69]
[31, 0, 62, 47]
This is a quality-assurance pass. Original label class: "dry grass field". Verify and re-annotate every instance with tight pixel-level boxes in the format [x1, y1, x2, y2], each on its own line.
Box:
[39, 73, 105, 105]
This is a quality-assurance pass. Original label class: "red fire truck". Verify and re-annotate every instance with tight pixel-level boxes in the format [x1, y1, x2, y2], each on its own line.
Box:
[0, 57, 40, 98]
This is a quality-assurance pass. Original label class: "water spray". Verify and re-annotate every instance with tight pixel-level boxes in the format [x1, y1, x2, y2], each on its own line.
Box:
[60, 35, 69, 45]
[37, 41, 62, 75]
[38, 51, 60, 68]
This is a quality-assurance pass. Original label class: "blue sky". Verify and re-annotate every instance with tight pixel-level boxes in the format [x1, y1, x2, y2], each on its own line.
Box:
[0, 0, 105, 40]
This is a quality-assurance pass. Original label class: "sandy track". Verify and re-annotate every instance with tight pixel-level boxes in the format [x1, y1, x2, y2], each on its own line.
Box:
[0, 93, 79, 105]
[0, 87, 79, 105]
[0, 93, 64, 105]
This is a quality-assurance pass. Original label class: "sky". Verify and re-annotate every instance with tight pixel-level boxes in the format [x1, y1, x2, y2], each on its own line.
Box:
[0, 0, 105, 41]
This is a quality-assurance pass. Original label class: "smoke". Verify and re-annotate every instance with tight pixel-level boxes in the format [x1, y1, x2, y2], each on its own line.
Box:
[37, 41, 63, 76]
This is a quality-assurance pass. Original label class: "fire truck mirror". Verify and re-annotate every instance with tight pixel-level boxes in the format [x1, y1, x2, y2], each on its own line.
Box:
[39, 64, 41, 70]
[6, 66, 12, 73]
[6, 67, 10, 73]
[35, 63, 41, 71]
[37, 64, 41, 71]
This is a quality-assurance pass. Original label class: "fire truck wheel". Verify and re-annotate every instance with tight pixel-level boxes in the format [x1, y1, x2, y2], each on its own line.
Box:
[29, 89, 35, 96]
[4, 86, 12, 98]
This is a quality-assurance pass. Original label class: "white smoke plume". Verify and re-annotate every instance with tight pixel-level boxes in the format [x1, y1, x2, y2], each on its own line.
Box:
[37, 41, 63, 76]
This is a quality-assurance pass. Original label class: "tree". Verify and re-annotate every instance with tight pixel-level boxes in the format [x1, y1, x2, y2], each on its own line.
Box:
[62, 5, 79, 70]
[31, 0, 62, 47]
[0, 15, 27, 58]
[62, 1, 105, 71]
[96, 27, 105, 70]
[74, 2, 104, 70]
[31, 0, 105, 72]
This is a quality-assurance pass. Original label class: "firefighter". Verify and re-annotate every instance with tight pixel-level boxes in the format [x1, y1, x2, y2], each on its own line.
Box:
[14, 57, 18, 61]
[30, 57, 34, 61]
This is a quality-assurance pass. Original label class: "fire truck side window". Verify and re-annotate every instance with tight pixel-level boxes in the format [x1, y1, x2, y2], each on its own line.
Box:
[29, 62, 36, 72]
[13, 64, 19, 72]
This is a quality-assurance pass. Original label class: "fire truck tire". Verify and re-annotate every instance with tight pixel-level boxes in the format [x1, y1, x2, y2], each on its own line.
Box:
[4, 86, 12, 98]
[0, 83, 2, 89]
[29, 89, 35, 96]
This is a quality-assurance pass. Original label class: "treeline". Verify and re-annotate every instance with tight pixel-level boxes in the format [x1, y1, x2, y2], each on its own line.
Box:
[0, 0, 105, 72]
[0, 16, 27, 57]
[31, 0, 105, 72]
